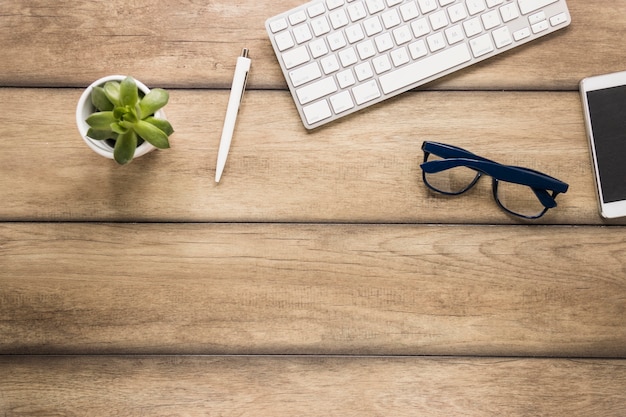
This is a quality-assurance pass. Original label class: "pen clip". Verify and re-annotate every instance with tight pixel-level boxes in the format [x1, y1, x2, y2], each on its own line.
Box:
[239, 71, 249, 105]
[239, 48, 250, 105]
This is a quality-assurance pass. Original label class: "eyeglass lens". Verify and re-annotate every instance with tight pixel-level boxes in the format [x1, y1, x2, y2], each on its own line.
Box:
[495, 181, 549, 218]
[423, 153, 479, 194]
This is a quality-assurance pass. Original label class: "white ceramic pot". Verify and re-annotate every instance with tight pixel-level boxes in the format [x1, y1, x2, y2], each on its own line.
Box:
[76, 75, 166, 160]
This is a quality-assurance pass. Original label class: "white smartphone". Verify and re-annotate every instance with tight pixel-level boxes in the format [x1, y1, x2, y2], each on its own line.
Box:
[580, 71, 626, 218]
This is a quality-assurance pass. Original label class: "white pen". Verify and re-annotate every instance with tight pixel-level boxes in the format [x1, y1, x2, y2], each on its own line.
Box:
[215, 48, 251, 183]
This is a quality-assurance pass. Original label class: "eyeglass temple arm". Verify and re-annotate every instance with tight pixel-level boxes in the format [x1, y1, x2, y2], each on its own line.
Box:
[422, 141, 496, 163]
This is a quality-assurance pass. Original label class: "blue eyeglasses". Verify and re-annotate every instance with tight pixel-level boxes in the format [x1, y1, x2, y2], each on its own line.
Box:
[420, 141, 569, 219]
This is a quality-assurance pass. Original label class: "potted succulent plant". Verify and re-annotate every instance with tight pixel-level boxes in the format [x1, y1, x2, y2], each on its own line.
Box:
[76, 75, 174, 165]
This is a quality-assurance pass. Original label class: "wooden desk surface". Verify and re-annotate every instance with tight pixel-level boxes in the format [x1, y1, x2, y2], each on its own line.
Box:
[1, 1, 625, 415]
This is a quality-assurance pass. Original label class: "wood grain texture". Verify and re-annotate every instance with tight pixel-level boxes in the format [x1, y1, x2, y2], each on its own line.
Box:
[0, 88, 611, 224]
[2, 356, 626, 416]
[0, 1, 623, 90]
[2, 223, 625, 356]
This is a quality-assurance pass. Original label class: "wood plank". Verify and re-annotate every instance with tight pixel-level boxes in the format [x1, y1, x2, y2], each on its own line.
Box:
[2, 223, 625, 356]
[2, 356, 626, 416]
[0, 88, 612, 224]
[0, 1, 621, 90]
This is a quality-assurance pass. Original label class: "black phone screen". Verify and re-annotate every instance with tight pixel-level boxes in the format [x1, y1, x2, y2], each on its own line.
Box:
[586, 85, 626, 203]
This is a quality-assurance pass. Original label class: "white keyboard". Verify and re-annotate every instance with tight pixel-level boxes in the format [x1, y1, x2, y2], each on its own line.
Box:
[266, 0, 571, 129]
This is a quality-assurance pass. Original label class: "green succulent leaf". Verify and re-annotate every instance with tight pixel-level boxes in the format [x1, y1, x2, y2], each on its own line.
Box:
[114, 129, 138, 165]
[103, 81, 121, 107]
[119, 76, 139, 107]
[87, 128, 117, 141]
[113, 106, 127, 120]
[86, 111, 116, 130]
[91, 86, 114, 111]
[139, 88, 169, 118]
[134, 120, 170, 149]
[111, 122, 128, 135]
[144, 117, 174, 136]
[124, 107, 139, 124]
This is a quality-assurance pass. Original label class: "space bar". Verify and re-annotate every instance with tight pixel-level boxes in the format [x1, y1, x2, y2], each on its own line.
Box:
[379, 43, 472, 95]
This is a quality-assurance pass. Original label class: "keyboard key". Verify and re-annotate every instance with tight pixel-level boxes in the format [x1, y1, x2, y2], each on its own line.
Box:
[531, 20, 549, 33]
[309, 39, 328, 58]
[481, 10, 501, 30]
[289, 10, 307, 25]
[326, 0, 345, 10]
[346, 24, 366, 43]
[418, 0, 438, 14]
[427, 32, 446, 52]
[352, 80, 381, 105]
[513, 27, 531, 40]
[550, 12, 568, 26]
[411, 18, 430, 38]
[529, 11, 546, 25]
[382, 9, 401, 29]
[466, 0, 486, 16]
[282, 45, 310, 69]
[408, 39, 428, 59]
[374, 32, 394, 52]
[303, 100, 332, 125]
[393, 25, 413, 45]
[429, 10, 449, 30]
[347, 2, 368, 21]
[329, 9, 349, 29]
[310, 38, 329, 58]
[400, 2, 420, 21]
[354, 62, 374, 81]
[363, 16, 384, 36]
[337, 69, 357, 88]
[328, 31, 347, 50]
[293, 24, 313, 44]
[275, 31, 295, 51]
[445, 25, 465, 45]
[339, 47, 359, 66]
[500, 3, 520, 22]
[469, 33, 494, 57]
[448, 3, 467, 22]
[307, 3, 327, 18]
[379, 43, 471, 94]
[390, 47, 410, 66]
[289, 62, 322, 87]
[330, 91, 355, 113]
[463, 17, 482, 37]
[357, 39, 377, 59]
[311, 16, 331, 36]
[365, 0, 386, 14]
[492, 26, 512, 48]
[269, 18, 288, 33]
[518, 0, 557, 15]
[296, 77, 338, 105]
[372, 54, 392, 73]
[321, 54, 340, 74]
